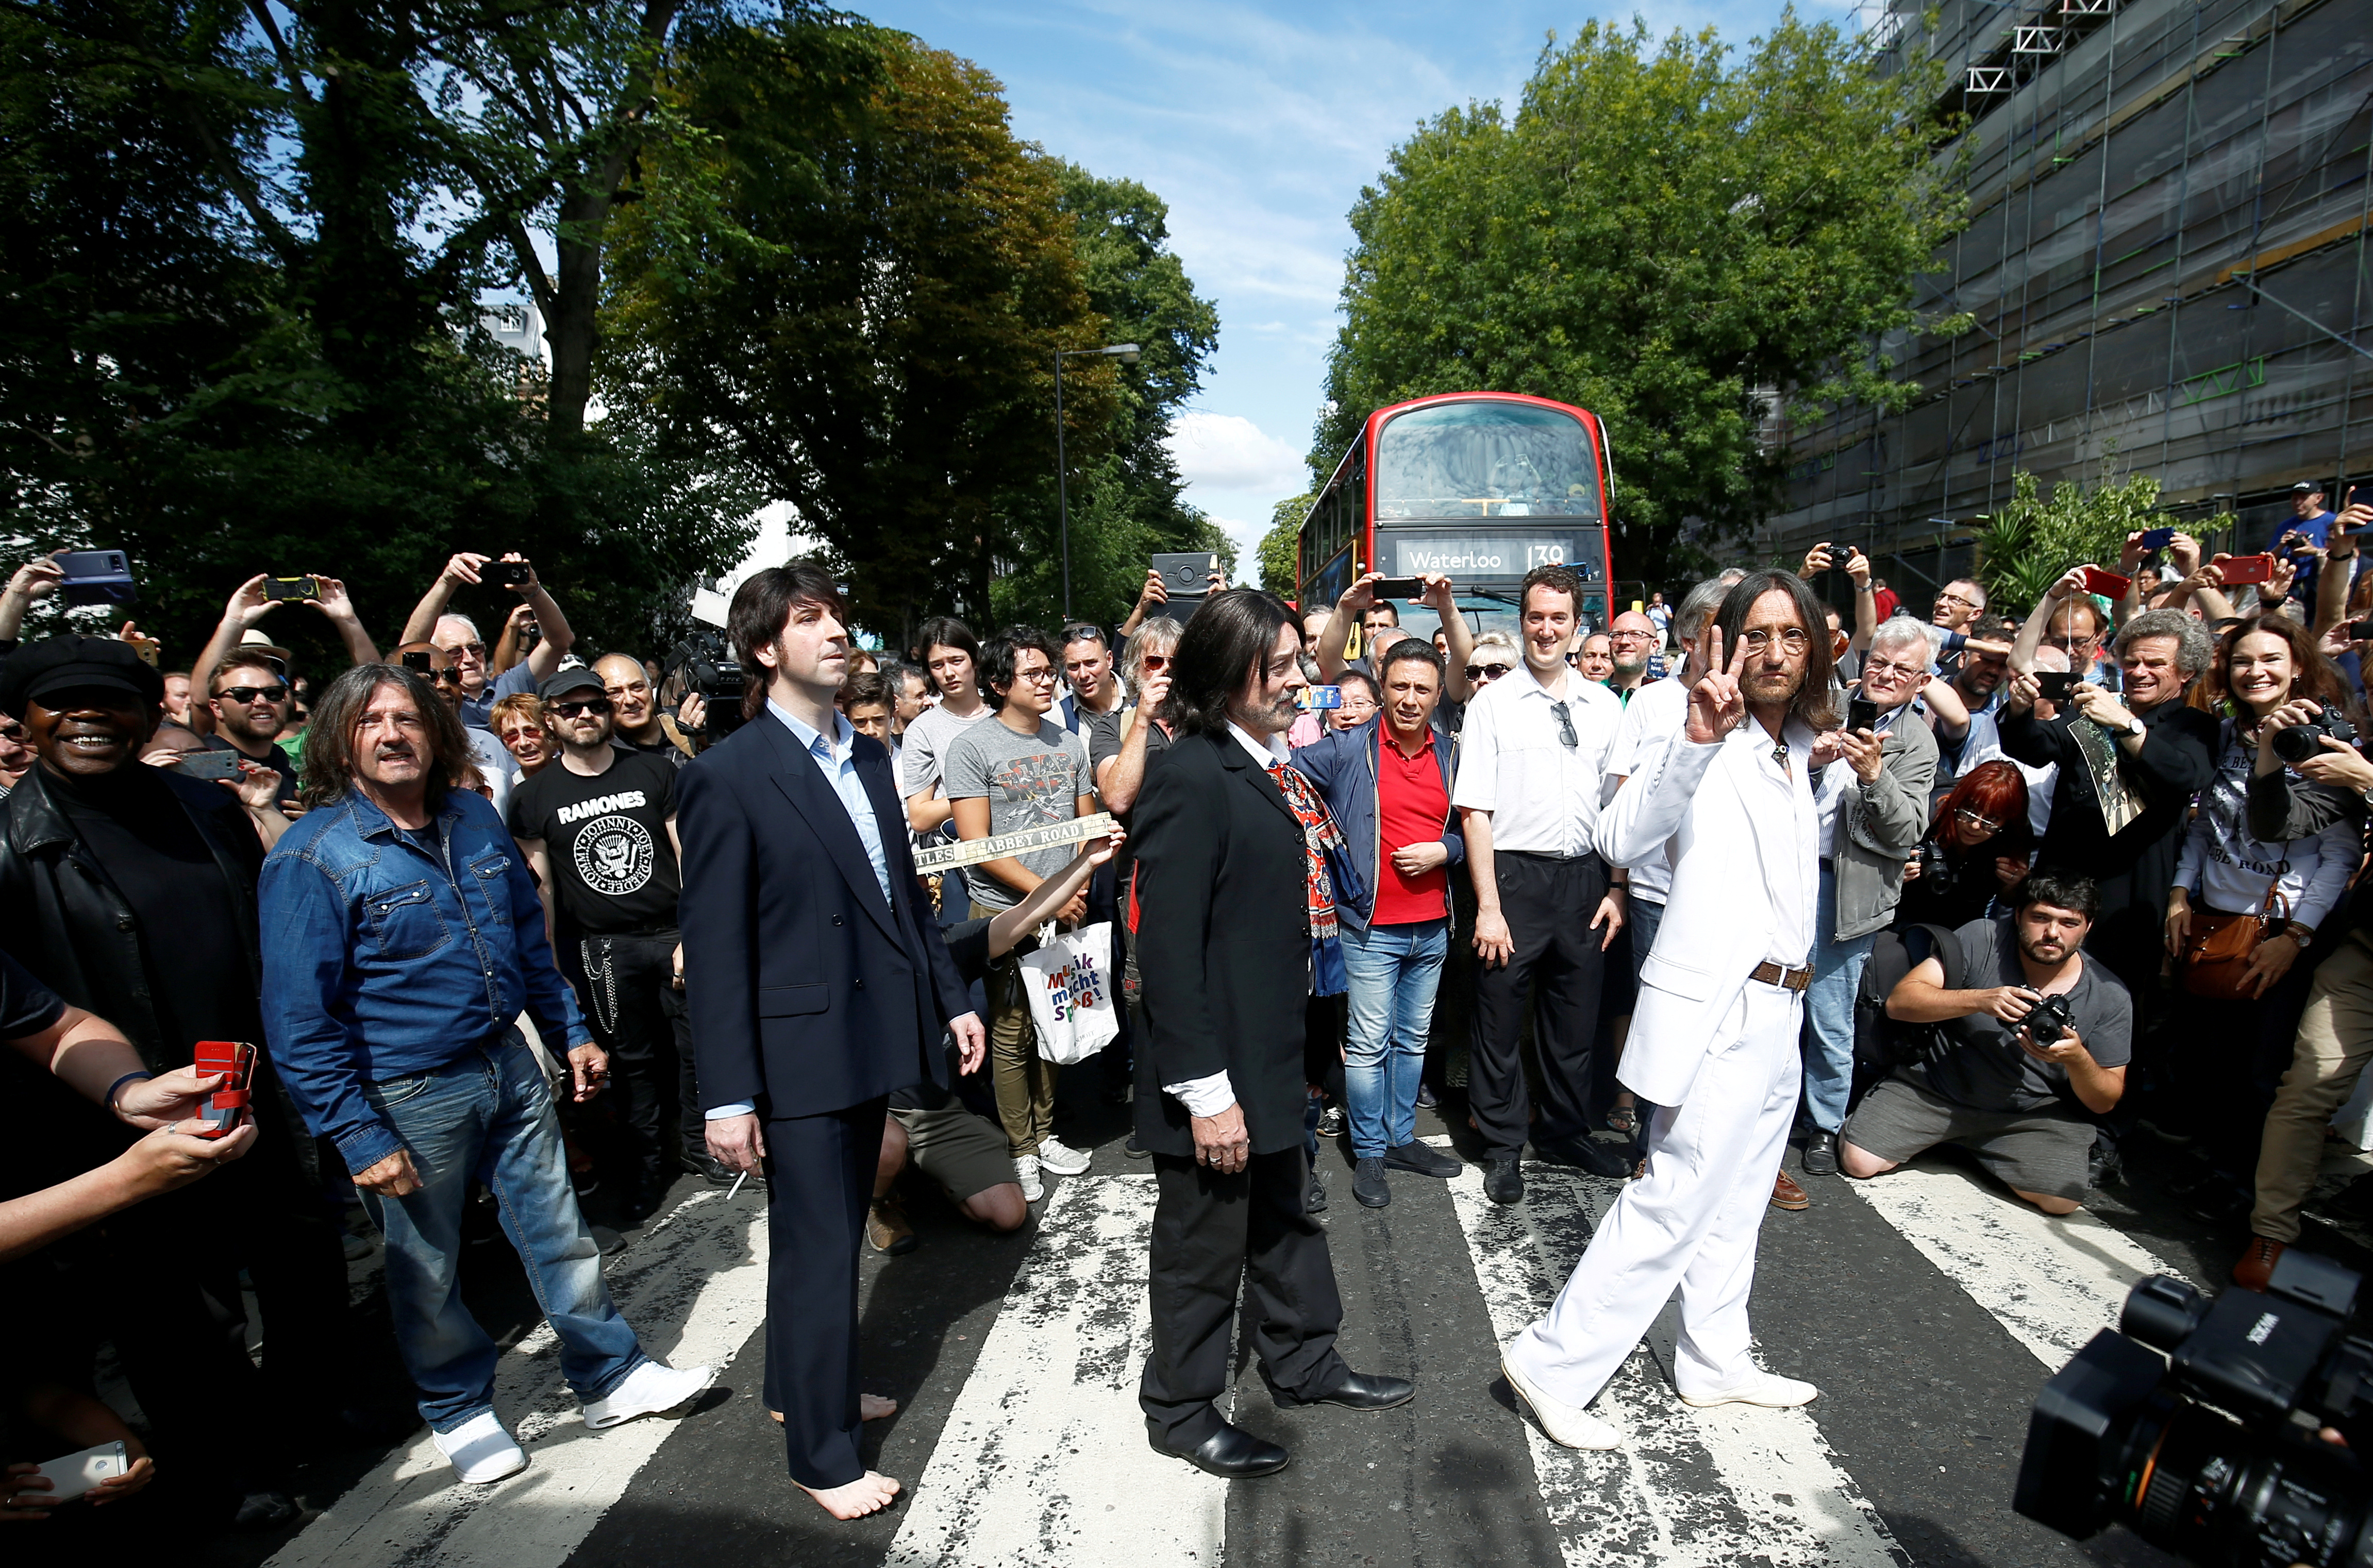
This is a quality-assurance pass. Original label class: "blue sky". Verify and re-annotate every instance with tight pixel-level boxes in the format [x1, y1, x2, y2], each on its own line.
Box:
[852, 0, 1862, 564]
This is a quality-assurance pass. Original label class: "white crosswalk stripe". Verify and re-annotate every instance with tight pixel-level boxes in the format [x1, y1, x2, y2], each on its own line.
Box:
[1442, 1160, 1908, 1568]
[1842, 1164, 2196, 1368]
[883, 1174, 1227, 1568]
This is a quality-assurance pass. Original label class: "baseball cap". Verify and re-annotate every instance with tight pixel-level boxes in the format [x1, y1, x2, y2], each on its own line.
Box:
[2294, 480, 2320, 494]
[538, 666, 607, 702]
[0, 634, 166, 717]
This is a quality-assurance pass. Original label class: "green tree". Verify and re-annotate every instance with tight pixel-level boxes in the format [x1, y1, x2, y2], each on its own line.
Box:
[1257, 493, 1313, 596]
[1321, 13, 1967, 585]
[1972, 465, 2229, 617]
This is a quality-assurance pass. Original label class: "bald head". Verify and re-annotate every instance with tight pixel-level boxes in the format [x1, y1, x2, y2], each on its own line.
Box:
[595, 651, 661, 738]
[1608, 610, 1657, 684]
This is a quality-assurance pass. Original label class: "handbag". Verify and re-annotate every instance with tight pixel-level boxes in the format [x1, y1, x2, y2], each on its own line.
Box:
[2178, 886, 2291, 1001]
[1019, 920, 1122, 1065]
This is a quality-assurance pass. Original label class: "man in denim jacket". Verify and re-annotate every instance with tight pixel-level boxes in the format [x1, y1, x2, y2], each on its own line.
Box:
[260, 663, 713, 1485]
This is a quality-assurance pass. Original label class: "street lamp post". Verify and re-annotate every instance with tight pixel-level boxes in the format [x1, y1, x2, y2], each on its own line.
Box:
[1054, 343, 1141, 619]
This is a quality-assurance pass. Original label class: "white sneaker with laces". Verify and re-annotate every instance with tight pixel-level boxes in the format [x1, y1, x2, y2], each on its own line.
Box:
[1015, 1153, 1044, 1201]
[433, 1410, 529, 1483]
[1678, 1369, 1819, 1409]
[1501, 1355, 1621, 1450]
[582, 1360, 718, 1430]
[1037, 1136, 1091, 1176]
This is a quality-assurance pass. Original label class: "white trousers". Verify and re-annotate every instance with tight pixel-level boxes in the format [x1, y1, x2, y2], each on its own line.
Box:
[1506, 981, 1803, 1405]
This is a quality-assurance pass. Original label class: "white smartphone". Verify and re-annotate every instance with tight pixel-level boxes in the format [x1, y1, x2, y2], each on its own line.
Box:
[34, 1439, 128, 1503]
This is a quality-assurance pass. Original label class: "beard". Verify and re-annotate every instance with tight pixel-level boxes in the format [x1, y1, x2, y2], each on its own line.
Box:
[1743, 667, 1806, 704]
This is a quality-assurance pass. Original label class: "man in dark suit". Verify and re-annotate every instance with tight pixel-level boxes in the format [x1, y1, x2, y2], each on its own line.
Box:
[677, 563, 984, 1521]
[1131, 587, 1415, 1478]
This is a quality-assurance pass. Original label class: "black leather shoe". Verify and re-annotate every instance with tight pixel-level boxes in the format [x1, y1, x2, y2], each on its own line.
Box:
[1152, 1420, 1290, 1478]
[1801, 1131, 1839, 1176]
[1275, 1368, 1417, 1411]
[1124, 1132, 1150, 1159]
[1536, 1135, 1632, 1179]
[1484, 1158, 1524, 1205]
[1352, 1156, 1391, 1207]
[681, 1152, 739, 1186]
[1306, 1169, 1328, 1212]
[1384, 1140, 1461, 1178]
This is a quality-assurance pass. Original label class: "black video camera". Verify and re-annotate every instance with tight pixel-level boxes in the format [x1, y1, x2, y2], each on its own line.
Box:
[661, 630, 745, 738]
[2271, 704, 2359, 767]
[2016, 1250, 2370, 1568]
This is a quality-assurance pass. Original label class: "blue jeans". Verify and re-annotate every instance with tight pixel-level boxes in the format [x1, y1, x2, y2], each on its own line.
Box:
[1627, 896, 1666, 987]
[1802, 864, 1876, 1134]
[359, 1034, 646, 1431]
[1341, 919, 1450, 1158]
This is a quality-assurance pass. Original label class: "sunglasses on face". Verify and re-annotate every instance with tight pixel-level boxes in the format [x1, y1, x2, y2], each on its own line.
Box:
[427, 668, 466, 686]
[1465, 663, 1511, 681]
[550, 698, 613, 718]
[215, 685, 290, 704]
[1140, 654, 1171, 672]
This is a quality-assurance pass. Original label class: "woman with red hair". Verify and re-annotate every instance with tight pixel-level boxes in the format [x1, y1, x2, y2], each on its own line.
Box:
[1896, 761, 2034, 930]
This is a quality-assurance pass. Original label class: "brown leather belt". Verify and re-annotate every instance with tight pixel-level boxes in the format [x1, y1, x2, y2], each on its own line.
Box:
[1749, 959, 1814, 993]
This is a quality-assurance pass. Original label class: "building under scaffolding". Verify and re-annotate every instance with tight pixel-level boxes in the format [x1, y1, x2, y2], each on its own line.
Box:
[1759, 0, 2372, 603]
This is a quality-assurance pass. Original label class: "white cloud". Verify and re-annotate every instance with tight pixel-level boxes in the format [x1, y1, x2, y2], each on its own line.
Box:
[1166, 411, 1309, 496]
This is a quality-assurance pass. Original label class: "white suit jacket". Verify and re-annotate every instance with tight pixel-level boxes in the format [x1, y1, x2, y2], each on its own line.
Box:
[1595, 717, 1816, 1106]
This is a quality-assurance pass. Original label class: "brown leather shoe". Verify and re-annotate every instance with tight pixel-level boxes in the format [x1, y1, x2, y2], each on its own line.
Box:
[868, 1193, 918, 1256]
[2232, 1236, 2285, 1292]
[1771, 1171, 1810, 1211]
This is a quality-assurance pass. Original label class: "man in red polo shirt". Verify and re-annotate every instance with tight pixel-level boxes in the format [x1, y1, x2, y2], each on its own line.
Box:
[1288, 639, 1467, 1208]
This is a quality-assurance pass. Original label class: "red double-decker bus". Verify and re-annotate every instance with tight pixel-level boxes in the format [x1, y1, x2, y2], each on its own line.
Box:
[1296, 392, 1622, 637]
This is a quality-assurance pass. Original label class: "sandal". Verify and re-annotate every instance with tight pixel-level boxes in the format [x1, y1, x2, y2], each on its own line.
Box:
[1607, 1100, 1640, 1137]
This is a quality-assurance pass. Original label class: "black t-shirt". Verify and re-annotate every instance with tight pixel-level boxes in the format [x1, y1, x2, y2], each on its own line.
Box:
[507, 749, 681, 933]
[46, 765, 260, 1059]
[203, 733, 300, 808]
[0, 947, 65, 1042]
[616, 731, 690, 770]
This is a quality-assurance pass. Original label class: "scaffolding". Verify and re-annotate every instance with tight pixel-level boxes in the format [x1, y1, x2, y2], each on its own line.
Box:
[1761, 0, 2373, 600]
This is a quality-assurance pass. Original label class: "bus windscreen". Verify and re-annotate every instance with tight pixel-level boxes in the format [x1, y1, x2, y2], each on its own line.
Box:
[1374, 402, 1600, 521]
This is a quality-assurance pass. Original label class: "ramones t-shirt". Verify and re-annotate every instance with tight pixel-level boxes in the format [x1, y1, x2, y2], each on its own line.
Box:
[506, 748, 681, 933]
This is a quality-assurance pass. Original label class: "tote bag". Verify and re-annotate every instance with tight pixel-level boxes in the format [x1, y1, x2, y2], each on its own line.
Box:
[1021, 921, 1121, 1065]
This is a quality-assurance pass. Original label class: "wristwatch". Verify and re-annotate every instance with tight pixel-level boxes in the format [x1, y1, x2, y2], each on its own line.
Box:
[2285, 921, 2317, 945]
[2123, 716, 2147, 739]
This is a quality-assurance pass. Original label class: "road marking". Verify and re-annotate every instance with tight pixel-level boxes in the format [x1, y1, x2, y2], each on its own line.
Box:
[1445, 1161, 1907, 1568]
[883, 1173, 1226, 1568]
[267, 1187, 770, 1568]
[1841, 1163, 2190, 1368]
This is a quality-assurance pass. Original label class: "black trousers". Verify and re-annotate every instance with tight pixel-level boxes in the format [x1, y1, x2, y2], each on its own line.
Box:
[762, 1097, 887, 1490]
[579, 931, 702, 1171]
[1140, 1147, 1349, 1449]
[1469, 850, 1608, 1161]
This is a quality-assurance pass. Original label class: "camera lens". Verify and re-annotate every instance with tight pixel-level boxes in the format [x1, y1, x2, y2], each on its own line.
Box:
[2272, 723, 2326, 765]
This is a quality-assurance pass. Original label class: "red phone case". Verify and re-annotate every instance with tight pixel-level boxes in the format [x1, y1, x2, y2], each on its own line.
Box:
[191, 1040, 255, 1139]
[2079, 566, 2130, 597]
[2219, 554, 2278, 585]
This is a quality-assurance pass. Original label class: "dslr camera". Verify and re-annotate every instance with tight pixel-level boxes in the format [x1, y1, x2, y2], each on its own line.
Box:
[2272, 704, 2360, 767]
[661, 630, 745, 738]
[1916, 839, 1952, 886]
[2024, 990, 2076, 1044]
[2016, 1250, 2369, 1568]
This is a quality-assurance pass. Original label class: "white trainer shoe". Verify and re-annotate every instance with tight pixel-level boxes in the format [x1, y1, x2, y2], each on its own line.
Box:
[1037, 1136, 1091, 1176]
[582, 1360, 718, 1429]
[1501, 1355, 1621, 1450]
[1015, 1154, 1044, 1201]
[1678, 1370, 1819, 1409]
[433, 1410, 529, 1483]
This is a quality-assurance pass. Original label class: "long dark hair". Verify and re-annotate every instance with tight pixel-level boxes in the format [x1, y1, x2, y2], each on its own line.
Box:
[1710, 570, 1840, 731]
[1170, 588, 1295, 736]
[299, 665, 475, 810]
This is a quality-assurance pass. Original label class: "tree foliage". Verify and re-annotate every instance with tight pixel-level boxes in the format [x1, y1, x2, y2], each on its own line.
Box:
[1973, 465, 2232, 617]
[1321, 12, 1967, 586]
[1257, 493, 1312, 597]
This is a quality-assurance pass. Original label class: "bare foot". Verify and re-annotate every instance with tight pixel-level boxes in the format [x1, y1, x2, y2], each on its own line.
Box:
[768, 1394, 899, 1424]
[797, 1471, 901, 1519]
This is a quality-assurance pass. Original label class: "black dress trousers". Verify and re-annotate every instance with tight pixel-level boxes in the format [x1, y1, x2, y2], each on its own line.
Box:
[1467, 849, 1609, 1161]
[1139, 1147, 1350, 1448]
[762, 1095, 888, 1490]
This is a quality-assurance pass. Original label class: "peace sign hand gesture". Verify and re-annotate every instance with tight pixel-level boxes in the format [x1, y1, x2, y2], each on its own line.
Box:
[1685, 625, 1748, 744]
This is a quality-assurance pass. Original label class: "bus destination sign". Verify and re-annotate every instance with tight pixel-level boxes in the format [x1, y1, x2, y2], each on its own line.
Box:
[1389, 530, 1597, 582]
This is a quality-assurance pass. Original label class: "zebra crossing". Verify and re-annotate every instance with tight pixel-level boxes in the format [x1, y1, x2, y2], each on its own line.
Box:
[258, 1136, 2234, 1568]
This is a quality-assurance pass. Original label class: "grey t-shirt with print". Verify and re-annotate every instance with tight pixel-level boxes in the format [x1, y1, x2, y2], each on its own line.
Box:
[942, 715, 1092, 910]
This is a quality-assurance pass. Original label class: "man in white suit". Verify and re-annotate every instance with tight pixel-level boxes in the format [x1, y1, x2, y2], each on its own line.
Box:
[1499, 570, 1839, 1449]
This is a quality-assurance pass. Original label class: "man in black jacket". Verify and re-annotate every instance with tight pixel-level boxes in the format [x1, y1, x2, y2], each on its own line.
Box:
[1131, 588, 1414, 1480]
[0, 635, 391, 1522]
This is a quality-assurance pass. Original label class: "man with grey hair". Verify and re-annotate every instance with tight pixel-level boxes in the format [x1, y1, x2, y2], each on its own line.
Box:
[399, 551, 580, 730]
[2000, 591, 2217, 1032]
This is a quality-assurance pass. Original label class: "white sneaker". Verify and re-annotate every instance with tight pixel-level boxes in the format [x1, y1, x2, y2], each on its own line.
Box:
[1678, 1370, 1819, 1409]
[1501, 1355, 1621, 1450]
[433, 1410, 529, 1483]
[1037, 1136, 1091, 1176]
[582, 1360, 718, 1429]
[1015, 1154, 1044, 1201]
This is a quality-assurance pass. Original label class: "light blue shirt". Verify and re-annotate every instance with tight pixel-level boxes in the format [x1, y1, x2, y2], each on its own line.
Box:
[707, 699, 896, 1124]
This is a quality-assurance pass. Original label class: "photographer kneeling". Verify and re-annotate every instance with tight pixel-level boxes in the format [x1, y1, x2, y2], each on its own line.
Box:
[1840, 873, 2132, 1214]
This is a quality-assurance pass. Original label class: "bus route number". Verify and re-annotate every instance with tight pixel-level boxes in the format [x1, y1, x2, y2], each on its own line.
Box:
[1525, 544, 1567, 567]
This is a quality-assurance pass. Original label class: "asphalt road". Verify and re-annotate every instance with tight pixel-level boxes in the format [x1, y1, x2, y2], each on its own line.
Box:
[162, 1075, 2373, 1568]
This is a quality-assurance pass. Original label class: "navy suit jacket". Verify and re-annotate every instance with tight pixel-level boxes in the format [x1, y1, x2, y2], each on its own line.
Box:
[677, 708, 971, 1119]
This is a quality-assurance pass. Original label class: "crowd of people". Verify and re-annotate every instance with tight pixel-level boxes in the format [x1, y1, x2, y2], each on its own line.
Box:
[4, 472, 2372, 1531]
